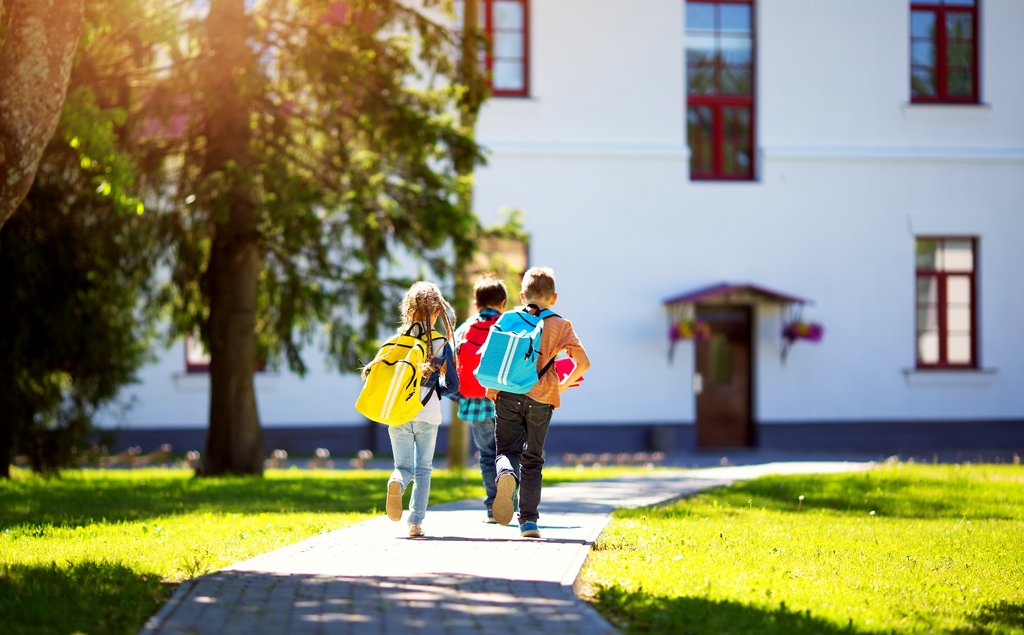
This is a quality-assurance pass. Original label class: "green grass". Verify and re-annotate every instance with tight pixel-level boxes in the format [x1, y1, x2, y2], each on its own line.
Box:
[581, 463, 1024, 634]
[0, 464, 644, 635]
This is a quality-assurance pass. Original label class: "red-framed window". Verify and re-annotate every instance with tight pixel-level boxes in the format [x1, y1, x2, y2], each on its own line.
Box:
[457, 0, 529, 97]
[910, 0, 979, 103]
[686, 0, 755, 181]
[915, 237, 978, 369]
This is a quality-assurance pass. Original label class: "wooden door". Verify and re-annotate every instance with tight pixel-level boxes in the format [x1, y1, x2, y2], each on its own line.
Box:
[695, 306, 753, 448]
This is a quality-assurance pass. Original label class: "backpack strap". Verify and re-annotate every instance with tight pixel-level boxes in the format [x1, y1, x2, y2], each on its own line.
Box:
[524, 304, 559, 377]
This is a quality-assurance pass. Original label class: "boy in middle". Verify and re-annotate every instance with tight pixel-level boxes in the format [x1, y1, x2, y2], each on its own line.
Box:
[453, 276, 509, 523]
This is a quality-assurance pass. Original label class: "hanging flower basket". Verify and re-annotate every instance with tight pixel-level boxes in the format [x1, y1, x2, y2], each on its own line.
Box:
[782, 320, 824, 343]
[669, 319, 711, 342]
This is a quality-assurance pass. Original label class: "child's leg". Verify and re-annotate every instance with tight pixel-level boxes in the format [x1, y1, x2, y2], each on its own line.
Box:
[407, 420, 438, 526]
[469, 418, 497, 511]
[516, 398, 554, 524]
[494, 393, 528, 484]
[388, 423, 415, 489]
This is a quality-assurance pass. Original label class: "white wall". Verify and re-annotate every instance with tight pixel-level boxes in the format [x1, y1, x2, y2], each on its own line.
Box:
[112, 0, 1024, 429]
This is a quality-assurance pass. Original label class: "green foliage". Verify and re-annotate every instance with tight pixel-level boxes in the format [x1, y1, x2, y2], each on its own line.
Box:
[583, 463, 1024, 634]
[153, 0, 487, 374]
[0, 0, 177, 475]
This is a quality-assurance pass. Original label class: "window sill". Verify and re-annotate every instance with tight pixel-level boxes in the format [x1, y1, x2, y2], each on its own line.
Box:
[901, 102, 993, 120]
[901, 367, 997, 388]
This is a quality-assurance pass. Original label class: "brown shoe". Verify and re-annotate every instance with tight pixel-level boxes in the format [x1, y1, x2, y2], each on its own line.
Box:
[493, 474, 516, 526]
[386, 480, 403, 522]
[408, 523, 424, 537]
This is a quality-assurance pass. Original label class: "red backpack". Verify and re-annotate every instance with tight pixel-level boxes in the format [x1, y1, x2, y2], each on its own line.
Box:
[456, 313, 500, 398]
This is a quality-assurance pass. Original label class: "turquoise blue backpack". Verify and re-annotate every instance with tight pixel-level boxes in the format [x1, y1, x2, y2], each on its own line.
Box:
[474, 305, 558, 394]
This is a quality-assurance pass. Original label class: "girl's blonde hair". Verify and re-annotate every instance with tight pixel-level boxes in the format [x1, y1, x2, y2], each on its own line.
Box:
[362, 281, 457, 379]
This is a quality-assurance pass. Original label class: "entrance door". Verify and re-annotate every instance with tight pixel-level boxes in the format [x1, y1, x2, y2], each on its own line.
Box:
[695, 306, 753, 448]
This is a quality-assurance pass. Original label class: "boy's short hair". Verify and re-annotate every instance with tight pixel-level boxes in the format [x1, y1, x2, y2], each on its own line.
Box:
[473, 276, 508, 309]
[521, 267, 556, 301]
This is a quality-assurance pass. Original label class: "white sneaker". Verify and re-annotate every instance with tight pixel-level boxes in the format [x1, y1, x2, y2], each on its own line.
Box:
[408, 523, 424, 537]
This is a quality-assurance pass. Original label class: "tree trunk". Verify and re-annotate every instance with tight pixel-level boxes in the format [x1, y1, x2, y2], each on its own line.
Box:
[0, 416, 11, 478]
[447, 0, 485, 470]
[198, 0, 263, 476]
[0, 0, 84, 229]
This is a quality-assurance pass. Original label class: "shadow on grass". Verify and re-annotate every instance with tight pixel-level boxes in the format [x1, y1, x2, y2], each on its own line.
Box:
[0, 472, 483, 530]
[0, 561, 171, 635]
[0, 469, 642, 531]
[661, 470, 1024, 521]
[954, 601, 1024, 634]
[592, 585, 862, 635]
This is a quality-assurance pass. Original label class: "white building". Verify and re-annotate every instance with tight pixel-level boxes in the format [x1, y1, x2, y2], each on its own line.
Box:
[114, 0, 1024, 456]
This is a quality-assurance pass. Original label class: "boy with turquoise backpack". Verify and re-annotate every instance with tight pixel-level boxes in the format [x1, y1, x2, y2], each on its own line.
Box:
[476, 267, 590, 538]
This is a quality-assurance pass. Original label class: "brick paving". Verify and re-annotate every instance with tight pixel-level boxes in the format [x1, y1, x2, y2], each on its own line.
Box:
[140, 462, 870, 635]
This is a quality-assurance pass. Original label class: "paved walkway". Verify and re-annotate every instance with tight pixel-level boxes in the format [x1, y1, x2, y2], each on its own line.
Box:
[141, 462, 871, 635]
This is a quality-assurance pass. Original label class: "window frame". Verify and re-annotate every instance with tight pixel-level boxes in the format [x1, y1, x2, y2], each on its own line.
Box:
[480, 0, 531, 98]
[910, 0, 980, 104]
[686, 0, 757, 182]
[914, 236, 979, 370]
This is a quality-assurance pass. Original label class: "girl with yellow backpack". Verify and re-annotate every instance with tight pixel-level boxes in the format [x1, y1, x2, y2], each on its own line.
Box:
[356, 281, 458, 537]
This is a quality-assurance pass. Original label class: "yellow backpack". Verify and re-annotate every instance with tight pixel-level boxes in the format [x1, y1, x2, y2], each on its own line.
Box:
[355, 324, 442, 426]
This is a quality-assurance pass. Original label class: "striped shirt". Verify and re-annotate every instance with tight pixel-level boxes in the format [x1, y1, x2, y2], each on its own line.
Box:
[486, 311, 583, 409]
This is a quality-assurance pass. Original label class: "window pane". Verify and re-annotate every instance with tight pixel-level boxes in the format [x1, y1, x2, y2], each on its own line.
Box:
[947, 68, 973, 96]
[911, 11, 936, 39]
[942, 239, 974, 271]
[720, 35, 752, 65]
[687, 2, 716, 31]
[720, 4, 751, 33]
[947, 276, 971, 304]
[493, 31, 524, 58]
[916, 239, 940, 269]
[916, 279, 938, 311]
[720, 67, 752, 95]
[946, 12, 974, 40]
[493, 1, 524, 30]
[947, 333, 972, 364]
[947, 306, 971, 331]
[687, 64, 716, 94]
[688, 106, 714, 175]
[686, 33, 717, 64]
[492, 60, 524, 91]
[912, 41, 936, 67]
[917, 303, 938, 331]
[912, 67, 937, 97]
[917, 331, 940, 364]
[948, 41, 973, 67]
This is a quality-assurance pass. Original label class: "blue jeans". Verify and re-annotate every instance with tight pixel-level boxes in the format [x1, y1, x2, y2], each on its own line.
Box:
[387, 420, 439, 525]
[469, 417, 497, 510]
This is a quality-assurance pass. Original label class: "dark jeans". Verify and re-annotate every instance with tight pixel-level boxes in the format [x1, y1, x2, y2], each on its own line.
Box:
[494, 392, 554, 524]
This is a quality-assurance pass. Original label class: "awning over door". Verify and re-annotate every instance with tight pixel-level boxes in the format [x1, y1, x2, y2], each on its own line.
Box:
[663, 282, 810, 308]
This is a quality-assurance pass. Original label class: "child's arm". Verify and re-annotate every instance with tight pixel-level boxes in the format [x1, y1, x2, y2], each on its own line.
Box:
[437, 342, 460, 398]
[559, 344, 590, 393]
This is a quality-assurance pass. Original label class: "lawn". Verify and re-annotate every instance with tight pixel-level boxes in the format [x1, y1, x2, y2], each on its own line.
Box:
[581, 462, 1024, 634]
[0, 464, 638, 635]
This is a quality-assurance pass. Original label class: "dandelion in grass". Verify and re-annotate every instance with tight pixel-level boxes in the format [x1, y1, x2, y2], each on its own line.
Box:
[797, 495, 805, 512]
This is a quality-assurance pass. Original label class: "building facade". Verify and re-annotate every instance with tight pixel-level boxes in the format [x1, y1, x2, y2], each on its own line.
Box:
[111, 0, 1024, 456]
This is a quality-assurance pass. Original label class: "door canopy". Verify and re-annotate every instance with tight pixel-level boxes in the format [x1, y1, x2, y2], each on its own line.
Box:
[663, 282, 813, 360]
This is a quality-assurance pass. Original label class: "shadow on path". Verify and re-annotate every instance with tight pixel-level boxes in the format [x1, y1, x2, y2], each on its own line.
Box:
[146, 570, 614, 634]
